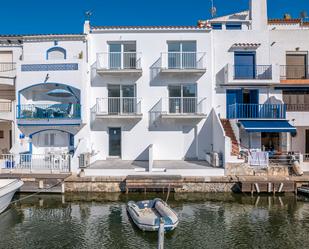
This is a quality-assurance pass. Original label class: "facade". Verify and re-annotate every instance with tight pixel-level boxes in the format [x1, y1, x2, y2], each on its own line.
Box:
[0, 0, 308, 176]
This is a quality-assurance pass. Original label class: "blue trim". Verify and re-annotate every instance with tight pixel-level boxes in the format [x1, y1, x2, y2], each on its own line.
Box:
[21, 63, 78, 71]
[226, 22, 242, 30]
[29, 134, 33, 154]
[18, 123, 80, 127]
[240, 120, 296, 133]
[30, 129, 74, 137]
[46, 46, 66, 60]
[19, 82, 80, 94]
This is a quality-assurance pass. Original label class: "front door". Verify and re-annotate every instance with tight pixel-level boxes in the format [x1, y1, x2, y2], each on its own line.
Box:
[109, 128, 121, 157]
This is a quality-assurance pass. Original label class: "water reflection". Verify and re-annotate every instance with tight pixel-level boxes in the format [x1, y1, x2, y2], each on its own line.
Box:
[0, 193, 308, 249]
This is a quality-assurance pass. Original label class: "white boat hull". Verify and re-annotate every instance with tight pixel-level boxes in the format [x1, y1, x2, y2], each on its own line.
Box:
[0, 179, 24, 214]
[127, 198, 179, 232]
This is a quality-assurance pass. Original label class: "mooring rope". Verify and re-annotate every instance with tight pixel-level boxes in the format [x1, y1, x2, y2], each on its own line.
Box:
[10, 179, 64, 205]
[165, 184, 171, 203]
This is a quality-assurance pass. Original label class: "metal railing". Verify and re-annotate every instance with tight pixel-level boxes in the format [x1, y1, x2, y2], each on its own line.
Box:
[161, 97, 206, 114]
[227, 103, 286, 119]
[280, 65, 309, 80]
[96, 52, 142, 70]
[17, 104, 81, 119]
[0, 154, 71, 173]
[0, 62, 16, 72]
[286, 104, 309, 112]
[233, 65, 272, 80]
[96, 97, 142, 115]
[161, 52, 206, 70]
[304, 154, 309, 162]
[0, 102, 12, 112]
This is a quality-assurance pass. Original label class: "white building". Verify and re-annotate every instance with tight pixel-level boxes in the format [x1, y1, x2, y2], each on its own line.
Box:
[1, 0, 309, 176]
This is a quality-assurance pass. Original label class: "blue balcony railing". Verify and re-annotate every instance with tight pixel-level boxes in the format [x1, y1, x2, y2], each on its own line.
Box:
[17, 104, 81, 119]
[234, 65, 272, 80]
[227, 103, 286, 119]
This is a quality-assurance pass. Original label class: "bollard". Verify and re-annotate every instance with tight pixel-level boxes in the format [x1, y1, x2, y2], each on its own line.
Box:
[158, 218, 165, 249]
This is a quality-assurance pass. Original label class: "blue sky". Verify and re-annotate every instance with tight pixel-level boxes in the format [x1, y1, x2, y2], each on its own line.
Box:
[0, 0, 308, 34]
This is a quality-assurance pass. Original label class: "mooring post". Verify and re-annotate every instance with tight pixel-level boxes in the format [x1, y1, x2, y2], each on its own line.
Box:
[158, 218, 165, 249]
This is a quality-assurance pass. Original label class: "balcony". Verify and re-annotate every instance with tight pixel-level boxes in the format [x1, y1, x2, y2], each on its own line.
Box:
[280, 65, 309, 84]
[225, 64, 277, 85]
[96, 52, 142, 75]
[0, 63, 16, 86]
[0, 101, 13, 121]
[160, 97, 207, 119]
[93, 97, 142, 119]
[160, 52, 206, 74]
[227, 103, 286, 119]
[17, 104, 81, 125]
[285, 104, 309, 126]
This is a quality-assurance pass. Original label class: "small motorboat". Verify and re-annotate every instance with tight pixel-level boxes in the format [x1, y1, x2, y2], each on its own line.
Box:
[0, 179, 23, 214]
[127, 198, 179, 231]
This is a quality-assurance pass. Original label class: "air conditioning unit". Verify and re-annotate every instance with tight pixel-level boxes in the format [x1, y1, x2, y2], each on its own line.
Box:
[79, 153, 91, 168]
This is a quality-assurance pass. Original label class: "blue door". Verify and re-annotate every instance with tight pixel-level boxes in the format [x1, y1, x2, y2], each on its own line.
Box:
[226, 89, 242, 118]
[234, 52, 256, 79]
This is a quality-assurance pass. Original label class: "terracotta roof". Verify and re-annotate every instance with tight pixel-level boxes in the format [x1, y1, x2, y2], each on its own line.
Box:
[91, 25, 207, 30]
[233, 43, 261, 48]
[268, 18, 301, 24]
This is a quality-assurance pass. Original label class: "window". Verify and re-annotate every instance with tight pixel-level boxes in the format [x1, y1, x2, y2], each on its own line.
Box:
[167, 41, 197, 69]
[168, 84, 197, 113]
[107, 85, 136, 114]
[226, 23, 242, 30]
[108, 42, 137, 69]
[44, 133, 56, 146]
[286, 53, 308, 79]
[234, 52, 256, 79]
[0, 130, 4, 139]
[283, 90, 309, 111]
[46, 47, 66, 60]
[211, 23, 222, 30]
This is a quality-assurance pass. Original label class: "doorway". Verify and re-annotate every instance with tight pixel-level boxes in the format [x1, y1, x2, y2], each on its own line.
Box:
[109, 127, 121, 157]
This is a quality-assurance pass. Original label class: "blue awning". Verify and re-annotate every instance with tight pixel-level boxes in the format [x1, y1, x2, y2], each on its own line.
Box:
[240, 120, 296, 133]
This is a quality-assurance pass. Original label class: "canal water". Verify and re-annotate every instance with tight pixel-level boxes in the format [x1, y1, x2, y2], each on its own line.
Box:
[1, 192, 309, 249]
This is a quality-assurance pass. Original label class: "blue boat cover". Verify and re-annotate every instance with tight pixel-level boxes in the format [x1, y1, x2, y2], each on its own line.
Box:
[240, 120, 296, 133]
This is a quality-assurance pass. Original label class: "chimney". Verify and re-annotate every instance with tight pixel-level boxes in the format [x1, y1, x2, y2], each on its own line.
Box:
[249, 0, 268, 30]
[84, 20, 90, 34]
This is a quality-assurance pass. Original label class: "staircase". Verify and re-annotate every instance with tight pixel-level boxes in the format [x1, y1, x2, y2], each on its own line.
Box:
[221, 119, 239, 156]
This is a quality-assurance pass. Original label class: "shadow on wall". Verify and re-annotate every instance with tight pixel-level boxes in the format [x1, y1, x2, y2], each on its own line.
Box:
[149, 58, 204, 86]
[216, 66, 227, 86]
[197, 112, 213, 159]
[90, 118, 140, 132]
[90, 63, 142, 87]
[133, 145, 150, 162]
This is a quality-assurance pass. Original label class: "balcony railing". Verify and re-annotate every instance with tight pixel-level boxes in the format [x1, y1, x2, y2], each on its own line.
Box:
[233, 65, 272, 80]
[17, 104, 81, 119]
[161, 52, 206, 70]
[0, 63, 16, 72]
[227, 103, 286, 119]
[96, 52, 142, 71]
[0, 102, 12, 112]
[286, 104, 309, 112]
[280, 65, 309, 80]
[161, 97, 206, 115]
[96, 97, 142, 115]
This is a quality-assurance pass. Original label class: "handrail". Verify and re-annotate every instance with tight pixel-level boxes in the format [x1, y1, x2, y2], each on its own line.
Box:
[233, 65, 272, 80]
[17, 103, 81, 119]
[96, 97, 142, 115]
[228, 103, 286, 119]
[0, 62, 16, 72]
[161, 52, 206, 70]
[280, 65, 309, 80]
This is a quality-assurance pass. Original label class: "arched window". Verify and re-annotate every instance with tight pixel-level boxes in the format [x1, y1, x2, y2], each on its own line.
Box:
[46, 47, 66, 60]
